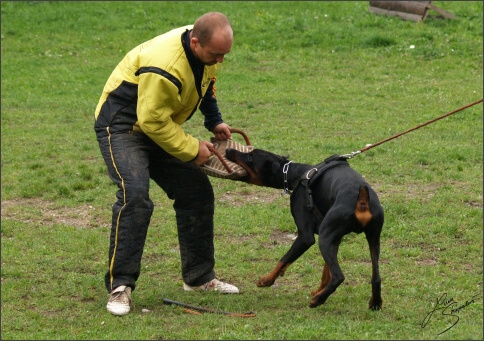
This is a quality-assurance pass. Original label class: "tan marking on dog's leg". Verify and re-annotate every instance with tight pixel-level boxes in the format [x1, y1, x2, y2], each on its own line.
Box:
[311, 263, 331, 296]
[256, 261, 291, 287]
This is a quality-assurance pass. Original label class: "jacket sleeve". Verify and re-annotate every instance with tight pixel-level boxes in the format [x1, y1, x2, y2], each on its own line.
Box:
[199, 78, 224, 131]
[136, 72, 199, 162]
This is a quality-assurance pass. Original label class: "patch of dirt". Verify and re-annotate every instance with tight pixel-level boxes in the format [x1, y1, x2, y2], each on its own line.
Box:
[0, 190, 286, 230]
[415, 259, 438, 266]
[218, 189, 285, 207]
[1, 198, 109, 228]
[268, 229, 297, 245]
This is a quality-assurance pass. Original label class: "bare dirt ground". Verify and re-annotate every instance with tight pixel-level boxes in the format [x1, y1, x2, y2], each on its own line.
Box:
[1, 198, 106, 228]
[2, 180, 480, 244]
[1, 191, 298, 246]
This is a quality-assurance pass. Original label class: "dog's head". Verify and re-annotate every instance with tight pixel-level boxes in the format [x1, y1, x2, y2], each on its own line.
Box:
[225, 148, 289, 189]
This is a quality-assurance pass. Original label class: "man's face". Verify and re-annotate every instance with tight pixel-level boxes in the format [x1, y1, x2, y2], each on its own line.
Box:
[191, 28, 233, 65]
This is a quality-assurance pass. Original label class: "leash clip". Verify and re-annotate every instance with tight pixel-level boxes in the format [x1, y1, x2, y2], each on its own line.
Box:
[339, 150, 361, 159]
[282, 161, 293, 195]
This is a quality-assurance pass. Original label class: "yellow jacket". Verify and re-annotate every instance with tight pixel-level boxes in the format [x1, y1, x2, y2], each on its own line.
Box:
[95, 25, 220, 162]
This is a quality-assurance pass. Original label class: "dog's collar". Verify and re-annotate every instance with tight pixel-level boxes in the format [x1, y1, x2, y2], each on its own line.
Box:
[282, 161, 293, 195]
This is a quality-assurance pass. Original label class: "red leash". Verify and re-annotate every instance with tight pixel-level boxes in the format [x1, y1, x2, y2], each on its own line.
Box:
[340, 99, 483, 159]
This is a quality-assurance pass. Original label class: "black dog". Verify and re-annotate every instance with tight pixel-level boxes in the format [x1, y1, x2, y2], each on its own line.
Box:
[225, 148, 384, 310]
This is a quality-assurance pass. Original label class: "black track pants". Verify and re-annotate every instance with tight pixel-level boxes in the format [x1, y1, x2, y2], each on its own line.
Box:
[96, 129, 216, 292]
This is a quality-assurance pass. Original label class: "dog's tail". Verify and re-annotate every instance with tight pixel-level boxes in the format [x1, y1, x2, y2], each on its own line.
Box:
[355, 185, 373, 228]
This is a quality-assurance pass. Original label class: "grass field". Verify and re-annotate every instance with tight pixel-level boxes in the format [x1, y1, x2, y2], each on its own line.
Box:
[1, 1, 482, 340]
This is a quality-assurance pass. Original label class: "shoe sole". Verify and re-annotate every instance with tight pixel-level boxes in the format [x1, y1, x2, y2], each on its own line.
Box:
[106, 304, 131, 316]
[183, 283, 239, 294]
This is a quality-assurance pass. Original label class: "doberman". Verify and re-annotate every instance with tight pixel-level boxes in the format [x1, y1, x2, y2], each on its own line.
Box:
[225, 148, 384, 310]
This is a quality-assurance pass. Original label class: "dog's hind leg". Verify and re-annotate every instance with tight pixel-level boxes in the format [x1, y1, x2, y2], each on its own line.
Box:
[310, 262, 331, 297]
[309, 234, 344, 307]
[359, 185, 383, 310]
[365, 228, 383, 310]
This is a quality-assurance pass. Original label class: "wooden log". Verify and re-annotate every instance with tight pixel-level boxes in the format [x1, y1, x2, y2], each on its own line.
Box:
[369, 1, 455, 22]
[368, 6, 425, 22]
[427, 3, 456, 19]
[369, 1, 430, 16]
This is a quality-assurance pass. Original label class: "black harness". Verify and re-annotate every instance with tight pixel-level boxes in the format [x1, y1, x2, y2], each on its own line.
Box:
[291, 154, 349, 222]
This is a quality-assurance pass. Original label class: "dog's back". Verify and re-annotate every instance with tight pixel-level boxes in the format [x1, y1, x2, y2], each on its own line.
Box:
[311, 164, 383, 232]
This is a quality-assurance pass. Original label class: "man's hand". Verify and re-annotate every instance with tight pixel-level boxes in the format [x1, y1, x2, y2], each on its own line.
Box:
[194, 140, 214, 166]
[212, 123, 232, 141]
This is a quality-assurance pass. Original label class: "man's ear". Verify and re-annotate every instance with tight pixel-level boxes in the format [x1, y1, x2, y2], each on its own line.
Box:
[190, 35, 199, 48]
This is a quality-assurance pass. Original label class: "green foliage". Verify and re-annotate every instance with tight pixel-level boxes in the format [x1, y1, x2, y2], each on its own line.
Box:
[1, 1, 482, 340]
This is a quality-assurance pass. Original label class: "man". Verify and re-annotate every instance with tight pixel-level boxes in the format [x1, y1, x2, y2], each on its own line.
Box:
[94, 12, 239, 316]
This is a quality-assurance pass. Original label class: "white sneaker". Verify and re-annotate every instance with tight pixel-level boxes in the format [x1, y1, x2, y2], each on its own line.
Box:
[106, 285, 132, 316]
[183, 278, 239, 294]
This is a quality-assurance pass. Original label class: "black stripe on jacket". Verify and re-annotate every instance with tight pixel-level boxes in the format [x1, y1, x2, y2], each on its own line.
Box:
[135, 67, 182, 94]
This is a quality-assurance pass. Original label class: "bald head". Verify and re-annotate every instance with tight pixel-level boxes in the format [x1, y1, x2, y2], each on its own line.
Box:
[190, 12, 233, 65]
[192, 12, 233, 47]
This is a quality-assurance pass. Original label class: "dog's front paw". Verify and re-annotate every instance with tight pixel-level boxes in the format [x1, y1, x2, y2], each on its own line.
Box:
[256, 277, 274, 287]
